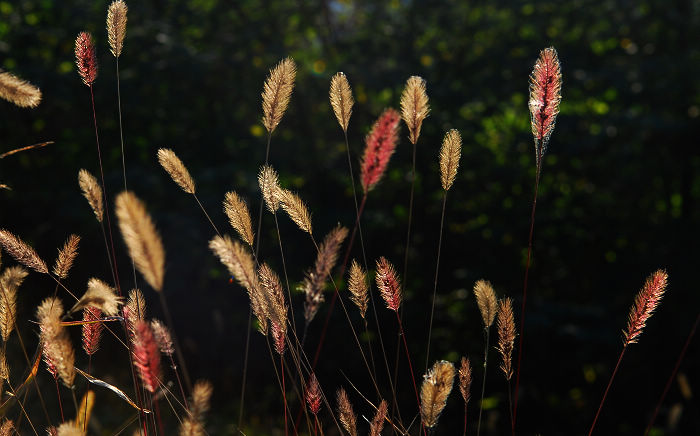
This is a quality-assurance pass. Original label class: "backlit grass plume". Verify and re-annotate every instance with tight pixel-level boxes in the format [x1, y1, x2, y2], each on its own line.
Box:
[262, 57, 296, 133]
[474, 280, 497, 328]
[258, 263, 287, 354]
[439, 129, 462, 191]
[369, 400, 388, 436]
[133, 320, 161, 393]
[258, 165, 282, 213]
[224, 191, 254, 247]
[115, 191, 165, 292]
[0, 69, 42, 108]
[330, 72, 354, 132]
[0, 266, 27, 341]
[400, 76, 429, 145]
[52, 234, 80, 279]
[71, 278, 122, 316]
[459, 357, 472, 436]
[336, 388, 358, 436]
[158, 148, 196, 194]
[348, 259, 368, 319]
[375, 256, 401, 312]
[107, 0, 128, 58]
[421, 360, 456, 429]
[360, 108, 401, 193]
[303, 225, 348, 323]
[0, 229, 48, 274]
[37, 297, 75, 387]
[82, 307, 103, 356]
[306, 373, 322, 415]
[279, 189, 313, 235]
[78, 169, 104, 223]
[496, 298, 516, 380]
[529, 47, 562, 165]
[75, 32, 97, 86]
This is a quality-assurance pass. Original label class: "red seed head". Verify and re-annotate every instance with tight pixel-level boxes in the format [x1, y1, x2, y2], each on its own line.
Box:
[133, 320, 161, 393]
[623, 270, 668, 346]
[306, 373, 322, 415]
[529, 47, 562, 160]
[360, 108, 401, 193]
[375, 257, 402, 312]
[82, 306, 104, 356]
[271, 320, 286, 355]
[75, 32, 98, 86]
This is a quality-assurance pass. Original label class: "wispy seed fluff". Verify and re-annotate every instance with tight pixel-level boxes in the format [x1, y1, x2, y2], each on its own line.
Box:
[439, 129, 462, 191]
[258, 165, 282, 213]
[420, 360, 456, 428]
[329, 72, 354, 131]
[0, 70, 42, 108]
[473, 279, 497, 328]
[400, 76, 430, 145]
[223, 191, 254, 247]
[158, 148, 196, 194]
[261, 57, 296, 133]
[279, 189, 313, 235]
[78, 169, 104, 223]
[107, 1, 128, 58]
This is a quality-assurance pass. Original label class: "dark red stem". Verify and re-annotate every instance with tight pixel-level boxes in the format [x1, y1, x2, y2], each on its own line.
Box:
[588, 345, 627, 436]
[396, 311, 427, 436]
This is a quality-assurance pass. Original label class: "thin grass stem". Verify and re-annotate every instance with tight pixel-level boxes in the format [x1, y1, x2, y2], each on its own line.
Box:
[476, 328, 490, 436]
[588, 345, 627, 436]
[425, 192, 447, 370]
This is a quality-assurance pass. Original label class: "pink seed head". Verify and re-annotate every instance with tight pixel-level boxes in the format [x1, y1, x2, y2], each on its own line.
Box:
[306, 373, 322, 415]
[81, 306, 104, 356]
[624, 270, 668, 345]
[75, 31, 98, 86]
[529, 47, 562, 159]
[360, 108, 401, 193]
[375, 256, 402, 312]
[133, 320, 161, 393]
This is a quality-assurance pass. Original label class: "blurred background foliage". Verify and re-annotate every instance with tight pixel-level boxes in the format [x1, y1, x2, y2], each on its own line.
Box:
[1, 0, 699, 434]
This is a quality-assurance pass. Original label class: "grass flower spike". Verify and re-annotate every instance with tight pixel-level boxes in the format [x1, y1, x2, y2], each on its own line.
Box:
[375, 256, 401, 312]
[75, 32, 98, 86]
[0, 70, 42, 108]
[330, 72, 354, 131]
[439, 129, 462, 191]
[421, 360, 456, 429]
[262, 57, 296, 133]
[360, 108, 401, 193]
[158, 148, 196, 194]
[496, 298, 516, 380]
[78, 169, 104, 223]
[400, 76, 429, 145]
[529, 47, 562, 162]
[107, 1, 128, 58]
[624, 269, 668, 345]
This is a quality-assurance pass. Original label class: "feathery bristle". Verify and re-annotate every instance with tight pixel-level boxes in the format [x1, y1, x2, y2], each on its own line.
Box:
[303, 225, 348, 323]
[151, 319, 174, 356]
[258, 263, 287, 354]
[369, 400, 388, 436]
[56, 422, 84, 436]
[400, 76, 430, 145]
[75, 32, 97, 86]
[458, 356, 472, 404]
[37, 297, 76, 387]
[624, 269, 668, 345]
[178, 418, 204, 436]
[306, 373, 322, 415]
[158, 148, 196, 194]
[72, 278, 122, 316]
[473, 279, 497, 328]
[107, 1, 128, 57]
[348, 259, 368, 319]
[53, 234, 80, 279]
[496, 298, 516, 380]
[78, 169, 104, 223]
[360, 108, 401, 193]
[224, 191, 254, 247]
[336, 388, 358, 436]
[81, 307, 103, 356]
[0, 266, 27, 341]
[258, 165, 281, 213]
[124, 288, 145, 339]
[279, 189, 313, 234]
[0, 70, 42, 108]
[133, 320, 161, 393]
[330, 72, 354, 131]
[261, 57, 296, 133]
[0, 229, 48, 274]
[191, 379, 213, 418]
[115, 191, 165, 292]
[529, 47, 562, 159]
[375, 256, 402, 312]
[439, 129, 462, 191]
[420, 360, 456, 428]
[209, 235, 268, 333]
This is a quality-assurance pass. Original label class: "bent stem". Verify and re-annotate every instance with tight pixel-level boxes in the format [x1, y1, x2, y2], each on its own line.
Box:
[588, 345, 627, 436]
[513, 155, 542, 426]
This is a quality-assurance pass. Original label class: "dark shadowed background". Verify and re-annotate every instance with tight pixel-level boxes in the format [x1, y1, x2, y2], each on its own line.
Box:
[1, 0, 699, 434]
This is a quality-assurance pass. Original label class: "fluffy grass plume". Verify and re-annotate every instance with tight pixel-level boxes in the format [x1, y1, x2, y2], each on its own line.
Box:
[209, 235, 268, 333]
[369, 400, 388, 436]
[330, 72, 354, 131]
[107, 0, 128, 57]
[72, 278, 122, 316]
[439, 129, 462, 191]
[375, 256, 402, 312]
[81, 307, 103, 356]
[529, 47, 562, 157]
[52, 234, 80, 279]
[115, 191, 165, 291]
[348, 259, 368, 319]
[75, 32, 97, 86]
[420, 360, 456, 428]
[158, 148, 196, 194]
[623, 269, 668, 345]
[179, 380, 213, 435]
[303, 225, 348, 323]
[473, 279, 497, 328]
[151, 319, 174, 356]
[336, 388, 358, 436]
[56, 422, 84, 436]
[258, 165, 282, 213]
[0, 420, 13, 436]
[496, 297, 516, 380]
[0, 70, 42, 108]
[224, 191, 254, 247]
[459, 356, 472, 404]
[133, 320, 161, 393]
[258, 263, 287, 354]
[0, 266, 27, 341]
[124, 288, 145, 339]
[306, 373, 322, 415]
[37, 297, 75, 387]
[360, 108, 401, 193]
[78, 169, 104, 223]
[0, 229, 48, 274]
[261, 57, 296, 133]
[400, 76, 430, 145]
[279, 189, 313, 235]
